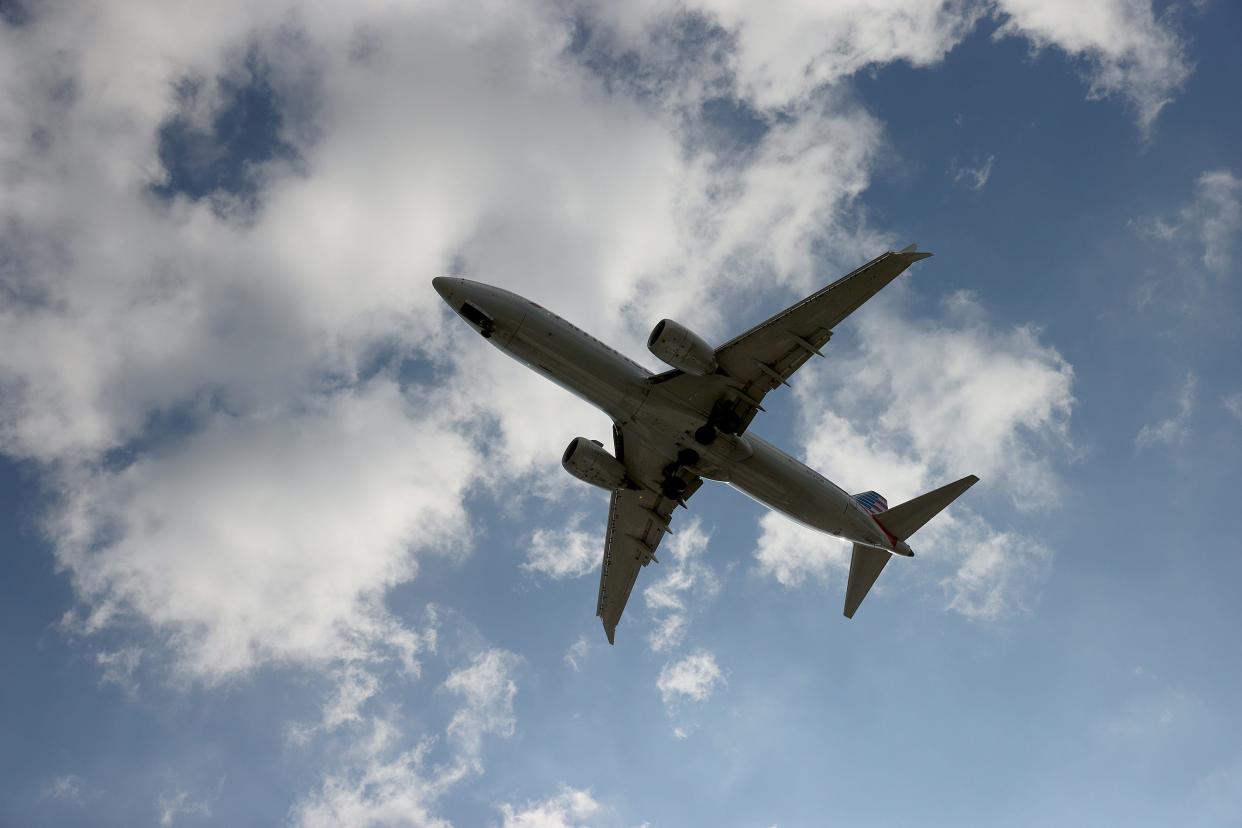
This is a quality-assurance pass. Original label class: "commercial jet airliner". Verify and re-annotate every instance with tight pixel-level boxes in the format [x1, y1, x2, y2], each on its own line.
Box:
[434, 246, 978, 643]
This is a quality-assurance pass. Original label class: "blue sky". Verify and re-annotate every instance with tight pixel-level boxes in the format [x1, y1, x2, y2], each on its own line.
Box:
[2, 1, 1241, 826]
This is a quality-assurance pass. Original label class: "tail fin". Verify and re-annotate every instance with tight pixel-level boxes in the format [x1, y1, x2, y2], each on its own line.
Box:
[842, 475, 979, 619]
[875, 475, 980, 542]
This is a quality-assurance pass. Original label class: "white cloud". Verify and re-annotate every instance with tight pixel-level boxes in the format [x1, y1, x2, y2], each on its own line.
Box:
[1134, 169, 1241, 279]
[1224, 393, 1242, 424]
[993, 0, 1191, 131]
[657, 649, 725, 706]
[95, 647, 143, 695]
[754, 290, 1071, 618]
[51, 380, 469, 683]
[1192, 169, 1241, 275]
[498, 787, 602, 828]
[1136, 372, 1196, 449]
[642, 519, 723, 652]
[594, 0, 1188, 131]
[564, 635, 589, 672]
[668, 0, 985, 112]
[524, 515, 601, 580]
[43, 774, 87, 803]
[950, 154, 995, 190]
[443, 648, 521, 775]
[291, 724, 449, 828]
[755, 511, 853, 588]
[157, 790, 211, 827]
[292, 647, 521, 828]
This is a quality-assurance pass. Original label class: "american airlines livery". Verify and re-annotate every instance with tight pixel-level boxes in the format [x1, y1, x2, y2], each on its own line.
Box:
[435, 246, 978, 643]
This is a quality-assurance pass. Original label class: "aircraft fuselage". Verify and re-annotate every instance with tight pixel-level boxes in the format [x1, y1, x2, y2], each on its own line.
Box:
[433, 277, 909, 556]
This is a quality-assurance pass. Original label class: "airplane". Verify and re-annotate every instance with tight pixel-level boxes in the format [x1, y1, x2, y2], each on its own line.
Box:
[433, 245, 978, 643]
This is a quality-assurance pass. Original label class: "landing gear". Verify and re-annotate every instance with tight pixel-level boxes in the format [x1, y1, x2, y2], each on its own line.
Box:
[694, 401, 743, 446]
[661, 476, 688, 499]
[677, 448, 700, 466]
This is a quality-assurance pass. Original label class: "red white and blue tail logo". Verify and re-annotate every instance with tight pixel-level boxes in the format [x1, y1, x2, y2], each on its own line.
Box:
[853, 490, 888, 515]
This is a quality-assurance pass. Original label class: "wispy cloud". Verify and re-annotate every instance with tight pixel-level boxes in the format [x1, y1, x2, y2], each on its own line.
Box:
[642, 519, 721, 653]
[1224, 393, 1242, 424]
[563, 636, 589, 672]
[1136, 372, 1197, 449]
[157, 790, 211, 827]
[1135, 169, 1241, 278]
[950, 154, 995, 190]
[498, 787, 603, 828]
[292, 647, 521, 827]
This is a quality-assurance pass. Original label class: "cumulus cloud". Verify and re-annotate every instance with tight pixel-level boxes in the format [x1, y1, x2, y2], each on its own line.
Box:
[993, 0, 1191, 131]
[641, 519, 722, 652]
[657, 649, 725, 706]
[592, 0, 1188, 131]
[524, 515, 601, 580]
[51, 381, 469, 683]
[1136, 372, 1196, 449]
[0, 0, 925, 692]
[755, 290, 1072, 618]
[498, 787, 602, 828]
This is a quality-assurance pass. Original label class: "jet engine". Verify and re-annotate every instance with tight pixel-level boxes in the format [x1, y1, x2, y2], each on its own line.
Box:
[562, 437, 628, 491]
[646, 319, 717, 375]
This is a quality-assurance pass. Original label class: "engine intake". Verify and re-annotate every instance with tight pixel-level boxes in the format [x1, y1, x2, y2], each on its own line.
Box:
[647, 319, 717, 375]
[562, 437, 628, 491]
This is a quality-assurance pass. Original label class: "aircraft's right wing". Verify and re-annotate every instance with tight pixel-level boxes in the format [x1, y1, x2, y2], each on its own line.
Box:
[654, 247, 931, 434]
[596, 425, 702, 644]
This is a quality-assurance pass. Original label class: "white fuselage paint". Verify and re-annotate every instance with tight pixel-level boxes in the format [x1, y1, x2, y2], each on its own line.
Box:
[434, 278, 909, 556]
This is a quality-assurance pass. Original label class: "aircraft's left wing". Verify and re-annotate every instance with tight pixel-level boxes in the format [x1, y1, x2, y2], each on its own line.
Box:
[653, 247, 931, 434]
[597, 425, 702, 644]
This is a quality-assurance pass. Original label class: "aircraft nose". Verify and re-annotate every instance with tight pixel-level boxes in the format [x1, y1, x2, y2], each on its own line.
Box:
[432, 276, 457, 304]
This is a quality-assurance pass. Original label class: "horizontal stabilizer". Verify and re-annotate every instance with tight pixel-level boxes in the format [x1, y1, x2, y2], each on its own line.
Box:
[876, 475, 979, 542]
[844, 544, 891, 618]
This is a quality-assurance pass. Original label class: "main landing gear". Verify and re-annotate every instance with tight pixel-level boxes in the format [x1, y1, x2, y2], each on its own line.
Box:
[694, 401, 742, 446]
[660, 448, 700, 499]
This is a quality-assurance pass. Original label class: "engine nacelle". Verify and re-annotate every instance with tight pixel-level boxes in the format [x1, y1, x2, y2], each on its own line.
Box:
[562, 437, 628, 491]
[646, 319, 717, 375]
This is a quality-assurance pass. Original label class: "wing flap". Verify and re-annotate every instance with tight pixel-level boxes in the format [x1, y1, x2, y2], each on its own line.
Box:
[596, 424, 701, 644]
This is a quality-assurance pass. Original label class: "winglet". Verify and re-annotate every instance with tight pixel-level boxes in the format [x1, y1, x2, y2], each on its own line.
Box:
[604, 621, 616, 645]
[898, 243, 933, 262]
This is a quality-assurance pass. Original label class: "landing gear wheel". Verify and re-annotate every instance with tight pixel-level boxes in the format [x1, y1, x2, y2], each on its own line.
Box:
[677, 448, 700, 466]
[716, 411, 742, 434]
[661, 477, 688, 499]
[694, 425, 717, 445]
